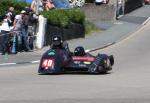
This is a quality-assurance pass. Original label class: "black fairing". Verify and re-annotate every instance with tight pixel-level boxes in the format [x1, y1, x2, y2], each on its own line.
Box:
[38, 49, 71, 74]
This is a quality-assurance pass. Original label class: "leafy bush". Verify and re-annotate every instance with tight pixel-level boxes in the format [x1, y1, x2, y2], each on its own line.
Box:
[67, 9, 85, 24]
[41, 9, 85, 28]
[42, 9, 70, 27]
[84, 20, 100, 34]
[0, 0, 29, 15]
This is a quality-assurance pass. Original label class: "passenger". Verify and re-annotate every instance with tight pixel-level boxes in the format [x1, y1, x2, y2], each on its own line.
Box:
[74, 46, 86, 56]
[74, 46, 93, 57]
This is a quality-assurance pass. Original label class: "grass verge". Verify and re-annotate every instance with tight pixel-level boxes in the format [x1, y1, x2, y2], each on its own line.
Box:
[84, 20, 102, 35]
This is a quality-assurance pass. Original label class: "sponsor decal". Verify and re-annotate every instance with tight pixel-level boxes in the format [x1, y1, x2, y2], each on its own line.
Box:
[42, 59, 54, 69]
[48, 52, 55, 56]
[84, 61, 91, 64]
[73, 57, 95, 61]
[74, 61, 81, 64]
[79, 64, 86, 67]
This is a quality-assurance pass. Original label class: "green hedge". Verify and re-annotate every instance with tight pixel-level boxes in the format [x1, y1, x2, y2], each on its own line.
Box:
[0, 0, 29, 15]
[41, 9, 85, 28]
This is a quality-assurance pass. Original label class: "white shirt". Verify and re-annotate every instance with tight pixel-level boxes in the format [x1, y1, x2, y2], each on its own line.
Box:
[14, 15, 22, 30]
[1, 18, 11, 31]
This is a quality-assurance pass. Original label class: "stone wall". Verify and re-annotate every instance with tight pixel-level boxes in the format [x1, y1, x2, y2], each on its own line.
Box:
[80, 3, 116, 21]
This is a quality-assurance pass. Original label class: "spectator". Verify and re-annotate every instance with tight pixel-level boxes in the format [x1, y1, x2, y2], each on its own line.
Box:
[0, 7, 15, 24]
[7, 7, 16, 25]
[0, 14, 11, 55]
[31, 0, 37, 13]
[116, 0, 124, 19]
[24, 6, 32, 14]
[31, 0, 44, 13]
[22, 10, 31, 51]
[42, 0, 55, 11]
[13, 10, 31, 52]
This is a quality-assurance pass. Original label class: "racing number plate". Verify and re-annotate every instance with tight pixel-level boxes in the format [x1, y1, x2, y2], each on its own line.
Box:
[41, 59, 54, 69]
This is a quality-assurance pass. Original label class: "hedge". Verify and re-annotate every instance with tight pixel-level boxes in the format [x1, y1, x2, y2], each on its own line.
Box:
[41, 8, 85, 28]
[0, 0, 29, 15]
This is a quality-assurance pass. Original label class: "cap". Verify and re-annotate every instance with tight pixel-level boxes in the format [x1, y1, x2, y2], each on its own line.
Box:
[21, 10, 26, 14]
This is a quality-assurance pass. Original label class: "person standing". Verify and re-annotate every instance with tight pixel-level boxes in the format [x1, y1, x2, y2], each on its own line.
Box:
[13, 10, 31, 52]
[31, 0, 37, 13]
[7, 7, 16, 26]
[22, 10, 31, 51]
[31, 0, 44, 13]
[42, 0, 55, 11]
[116, 0, 124, 19]
[0, 14, 11, 55]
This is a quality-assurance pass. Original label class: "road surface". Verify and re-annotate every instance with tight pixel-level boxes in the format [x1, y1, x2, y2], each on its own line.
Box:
[0, 20, 150, 103]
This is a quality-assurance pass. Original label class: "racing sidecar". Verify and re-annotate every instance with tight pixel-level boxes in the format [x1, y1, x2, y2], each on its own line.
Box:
[38, 47, 114, 74]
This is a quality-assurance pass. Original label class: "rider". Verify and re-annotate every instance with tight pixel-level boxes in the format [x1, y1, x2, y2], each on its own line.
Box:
[50, 35, 70, 52]
[51, 35, 63, 49]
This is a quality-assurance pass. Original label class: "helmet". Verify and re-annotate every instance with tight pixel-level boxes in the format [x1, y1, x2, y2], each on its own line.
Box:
[52, 35, 62, 47]
[74, 46, 85, 56]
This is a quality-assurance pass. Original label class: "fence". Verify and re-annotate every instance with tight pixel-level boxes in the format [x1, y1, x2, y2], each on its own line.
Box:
[0, 28, 36, 54]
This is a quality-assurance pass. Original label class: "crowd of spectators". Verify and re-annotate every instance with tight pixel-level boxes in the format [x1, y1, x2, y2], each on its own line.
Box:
[0, 4, 38, 55]
[0, 0, 109, 55]
[0, 0, 72, 55]
[31, 0, 55, 12]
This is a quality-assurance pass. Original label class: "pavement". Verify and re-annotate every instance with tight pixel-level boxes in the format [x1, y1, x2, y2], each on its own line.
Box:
[0, 5, 150, 66]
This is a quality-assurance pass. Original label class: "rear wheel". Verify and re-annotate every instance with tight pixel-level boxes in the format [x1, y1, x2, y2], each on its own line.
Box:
[97, 65, 108, 74]
[109, 55, 114, 66]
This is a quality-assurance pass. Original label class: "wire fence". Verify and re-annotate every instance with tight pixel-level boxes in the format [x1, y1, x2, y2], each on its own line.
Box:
[0, 28, 37, 54]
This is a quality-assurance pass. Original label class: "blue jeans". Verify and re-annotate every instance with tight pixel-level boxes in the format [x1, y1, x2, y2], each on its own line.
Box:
[18, 29, 30, 51]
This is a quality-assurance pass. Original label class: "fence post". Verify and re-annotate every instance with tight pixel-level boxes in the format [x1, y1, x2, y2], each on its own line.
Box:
[36, 15, 47, 49]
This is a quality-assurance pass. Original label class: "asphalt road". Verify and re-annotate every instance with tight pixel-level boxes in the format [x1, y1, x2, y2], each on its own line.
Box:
[0, 19, 150, 103]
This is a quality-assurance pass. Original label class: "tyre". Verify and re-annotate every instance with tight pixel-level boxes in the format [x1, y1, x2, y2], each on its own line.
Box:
[109, 55, 114, 66]
[97, 65, 108, 74]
